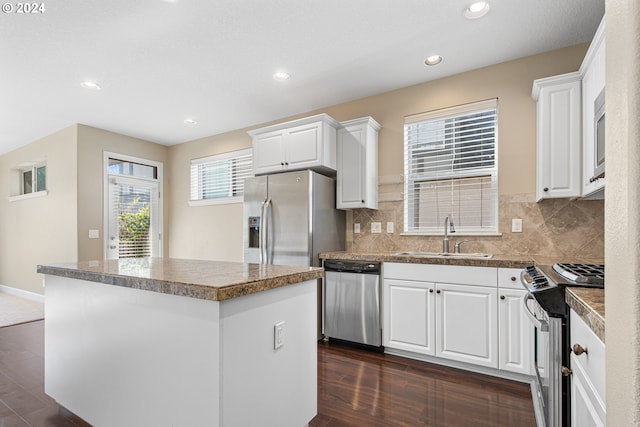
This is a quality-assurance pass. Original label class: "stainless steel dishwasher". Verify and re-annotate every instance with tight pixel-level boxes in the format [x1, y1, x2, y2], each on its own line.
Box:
[323, 260, 381, 348]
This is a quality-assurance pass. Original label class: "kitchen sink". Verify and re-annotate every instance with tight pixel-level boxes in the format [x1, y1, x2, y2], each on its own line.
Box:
[392, 251, 493, 259]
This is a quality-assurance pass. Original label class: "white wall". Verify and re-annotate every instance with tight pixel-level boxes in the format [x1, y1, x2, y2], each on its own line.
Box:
[605, 1, 640, 425]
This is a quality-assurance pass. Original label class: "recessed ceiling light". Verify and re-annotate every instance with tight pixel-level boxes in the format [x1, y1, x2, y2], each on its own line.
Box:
[424, 55, 443, 66]
[80, 81, 101, 90]
[184, 118, 197, 125]
[464, 1, 490, 19]
[273, 71, 291, 82]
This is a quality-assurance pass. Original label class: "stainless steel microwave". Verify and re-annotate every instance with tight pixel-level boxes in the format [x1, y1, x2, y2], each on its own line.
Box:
[592, 88, 605, 182]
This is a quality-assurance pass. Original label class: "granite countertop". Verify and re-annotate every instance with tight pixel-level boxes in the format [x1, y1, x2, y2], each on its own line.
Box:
[37, 258, 324, 302]
[319, 251, 533, 269]
[566, 287, 605, 342]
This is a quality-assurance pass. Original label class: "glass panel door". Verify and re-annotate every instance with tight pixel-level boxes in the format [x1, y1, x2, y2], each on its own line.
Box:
[107, 176, 160, 259]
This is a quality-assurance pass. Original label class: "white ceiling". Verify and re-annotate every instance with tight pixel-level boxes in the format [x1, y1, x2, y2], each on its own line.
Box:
[0, 0, 604, 155]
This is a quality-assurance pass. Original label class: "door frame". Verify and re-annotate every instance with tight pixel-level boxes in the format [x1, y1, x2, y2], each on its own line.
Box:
[103, 151, 164, 259]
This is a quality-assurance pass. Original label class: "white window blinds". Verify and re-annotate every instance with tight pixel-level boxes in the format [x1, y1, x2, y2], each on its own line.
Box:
[404, 99, 498, 233]
[190, 149, 253, 205]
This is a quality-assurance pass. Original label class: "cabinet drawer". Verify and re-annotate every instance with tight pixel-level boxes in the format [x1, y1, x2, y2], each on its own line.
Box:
[383, 262, 496, 287]
[570, 310, 605, 403]
[497, 268, 523, 289]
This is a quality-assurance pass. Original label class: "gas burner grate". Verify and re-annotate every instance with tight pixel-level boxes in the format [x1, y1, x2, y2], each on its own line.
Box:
[553, 263, 605, 285]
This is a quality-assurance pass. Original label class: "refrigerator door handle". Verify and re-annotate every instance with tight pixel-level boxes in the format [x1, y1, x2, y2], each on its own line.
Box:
[259, 198, 268, 264]
[263, 198, 272, 264]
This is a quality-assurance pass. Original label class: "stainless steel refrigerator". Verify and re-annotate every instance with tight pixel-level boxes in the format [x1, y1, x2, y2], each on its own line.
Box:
[243, 170, 345, 337]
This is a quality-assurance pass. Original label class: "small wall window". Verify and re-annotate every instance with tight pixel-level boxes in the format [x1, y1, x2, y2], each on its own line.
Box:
[403, 99, 498, 234]
[189, 149, 253, 206]
[8, 162, 48, 201]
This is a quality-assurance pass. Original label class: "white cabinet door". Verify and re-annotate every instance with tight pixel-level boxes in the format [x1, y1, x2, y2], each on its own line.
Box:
[498, 288, 532, 375]
[249, 114, 339, 176]
[383, 279, 435, 355]
[571, 358, 606, 427]
[532, 72, 582, 201]
[252, 131, 286, 175]
[285, 121, 322, 168]
[337, 117, 380, 209]
[581, 19, 606, 198]
[436, 283, 498, 368]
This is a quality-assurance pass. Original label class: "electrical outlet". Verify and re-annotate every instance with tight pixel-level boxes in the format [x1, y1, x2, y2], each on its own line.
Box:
[354, 223, 361, 234]
[386, 222, 394, 233]
[512, 218, 523, 233]
[371, 222, 382, 233]
[88, 229, 100, 239]
[274, 321, 285, 349]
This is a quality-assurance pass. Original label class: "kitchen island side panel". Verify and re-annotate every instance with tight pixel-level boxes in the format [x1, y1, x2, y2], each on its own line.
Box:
[44, 275, 317, 427]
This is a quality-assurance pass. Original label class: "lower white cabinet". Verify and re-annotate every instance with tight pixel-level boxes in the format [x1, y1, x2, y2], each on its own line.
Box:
[570, 309, 605, 427]
[383, 263, 533, 375]
[498, 268, 533, 375]
[383, 263, 499, 370]
[436, 282, 498, 368]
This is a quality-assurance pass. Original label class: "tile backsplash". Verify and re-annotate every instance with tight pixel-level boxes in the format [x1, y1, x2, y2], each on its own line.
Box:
[346, 192, 604, 259]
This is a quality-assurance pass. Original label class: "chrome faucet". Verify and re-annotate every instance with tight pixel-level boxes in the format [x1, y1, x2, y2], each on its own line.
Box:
[443, 214, 456, 253]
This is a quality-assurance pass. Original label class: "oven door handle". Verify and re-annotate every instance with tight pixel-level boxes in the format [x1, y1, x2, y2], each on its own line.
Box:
[522, 292, 549, 332]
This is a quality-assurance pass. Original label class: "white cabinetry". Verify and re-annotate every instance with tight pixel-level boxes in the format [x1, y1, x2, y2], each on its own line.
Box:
[337, 117, 380, 209]
[497, 268, 532, 375]
[435, 282, 498, 368]
[248, 114, 339, 176]
[532, 73, 582, 201]
[580, 18, 606, 198]
[383, 263, 498, 369]
[570, 309, 606, 427]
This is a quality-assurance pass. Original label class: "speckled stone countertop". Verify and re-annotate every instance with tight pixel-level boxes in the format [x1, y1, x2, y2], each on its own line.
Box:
[319, 251, 532, 268]
[566, 288, 605, 342]
[37, 258, 324, 302]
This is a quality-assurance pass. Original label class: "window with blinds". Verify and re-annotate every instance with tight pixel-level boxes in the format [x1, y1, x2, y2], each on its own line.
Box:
[403, 99, 498, 233]
[189, 149, 253, 205]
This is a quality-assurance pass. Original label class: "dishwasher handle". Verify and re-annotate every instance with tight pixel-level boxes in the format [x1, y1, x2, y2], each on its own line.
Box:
[324, 260, 380, 274]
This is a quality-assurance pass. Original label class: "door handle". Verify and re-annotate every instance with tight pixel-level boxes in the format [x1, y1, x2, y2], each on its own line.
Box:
[522, 293, 549, 332]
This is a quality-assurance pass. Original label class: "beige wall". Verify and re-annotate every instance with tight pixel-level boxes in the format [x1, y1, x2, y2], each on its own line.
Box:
[76, 125, 170, 261]
[0, 126, 78, 294]
[168, 129, 251, 261]
[605, 0, 640, 424]
[168, 43, 602, 261]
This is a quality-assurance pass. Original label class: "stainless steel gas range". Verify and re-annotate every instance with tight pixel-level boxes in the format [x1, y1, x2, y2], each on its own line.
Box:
[520, 263, 604, 427]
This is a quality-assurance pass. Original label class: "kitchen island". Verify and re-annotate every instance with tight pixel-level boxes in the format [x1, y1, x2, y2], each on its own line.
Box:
[37, 258, 323, 427]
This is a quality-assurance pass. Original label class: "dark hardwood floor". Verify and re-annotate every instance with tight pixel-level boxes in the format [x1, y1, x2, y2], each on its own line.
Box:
[1, 321, 535, 426]
[312, 340, 536, 427]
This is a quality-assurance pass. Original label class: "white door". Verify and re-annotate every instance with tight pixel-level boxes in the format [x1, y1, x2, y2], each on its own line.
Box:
[107, 176, 160, 259]
[498, 288, 532, 374]
[383, 279, 436, 355]
[436, 283, 498, 368]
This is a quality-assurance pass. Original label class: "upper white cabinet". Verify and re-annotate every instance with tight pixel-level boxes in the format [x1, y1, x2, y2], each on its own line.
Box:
[580, 18, 606, 199]
[532, 72, 582, 201]
[337, 117, 381, 209]
[532, 15, 606, 201]
[248, 114, 339, 176]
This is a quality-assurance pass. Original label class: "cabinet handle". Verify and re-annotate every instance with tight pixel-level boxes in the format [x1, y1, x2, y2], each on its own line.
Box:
[500, 295, 506, 300]
[572, 344, 588, 355]
[429, 289, 434, 293]
[561, 366, 573, 377]
[361, 200, 365, 203]
[543, 187, 549, 192]
[510, 276, 516, 282]
[436, 290, 441, 294]
[281, 162, 285, 166]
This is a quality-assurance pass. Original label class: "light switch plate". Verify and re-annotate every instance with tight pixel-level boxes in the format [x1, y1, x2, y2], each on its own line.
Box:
[511, 218, 523, 233]
[274, 321, 285, 349]
[354, 223, 361, 234]
[89, 229, 100, 239]
[387, 222, 394, 233]
[371, 222, 382, 233]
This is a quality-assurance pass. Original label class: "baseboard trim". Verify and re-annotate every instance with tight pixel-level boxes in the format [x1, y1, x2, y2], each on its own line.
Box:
[0, 285, 44, 303]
